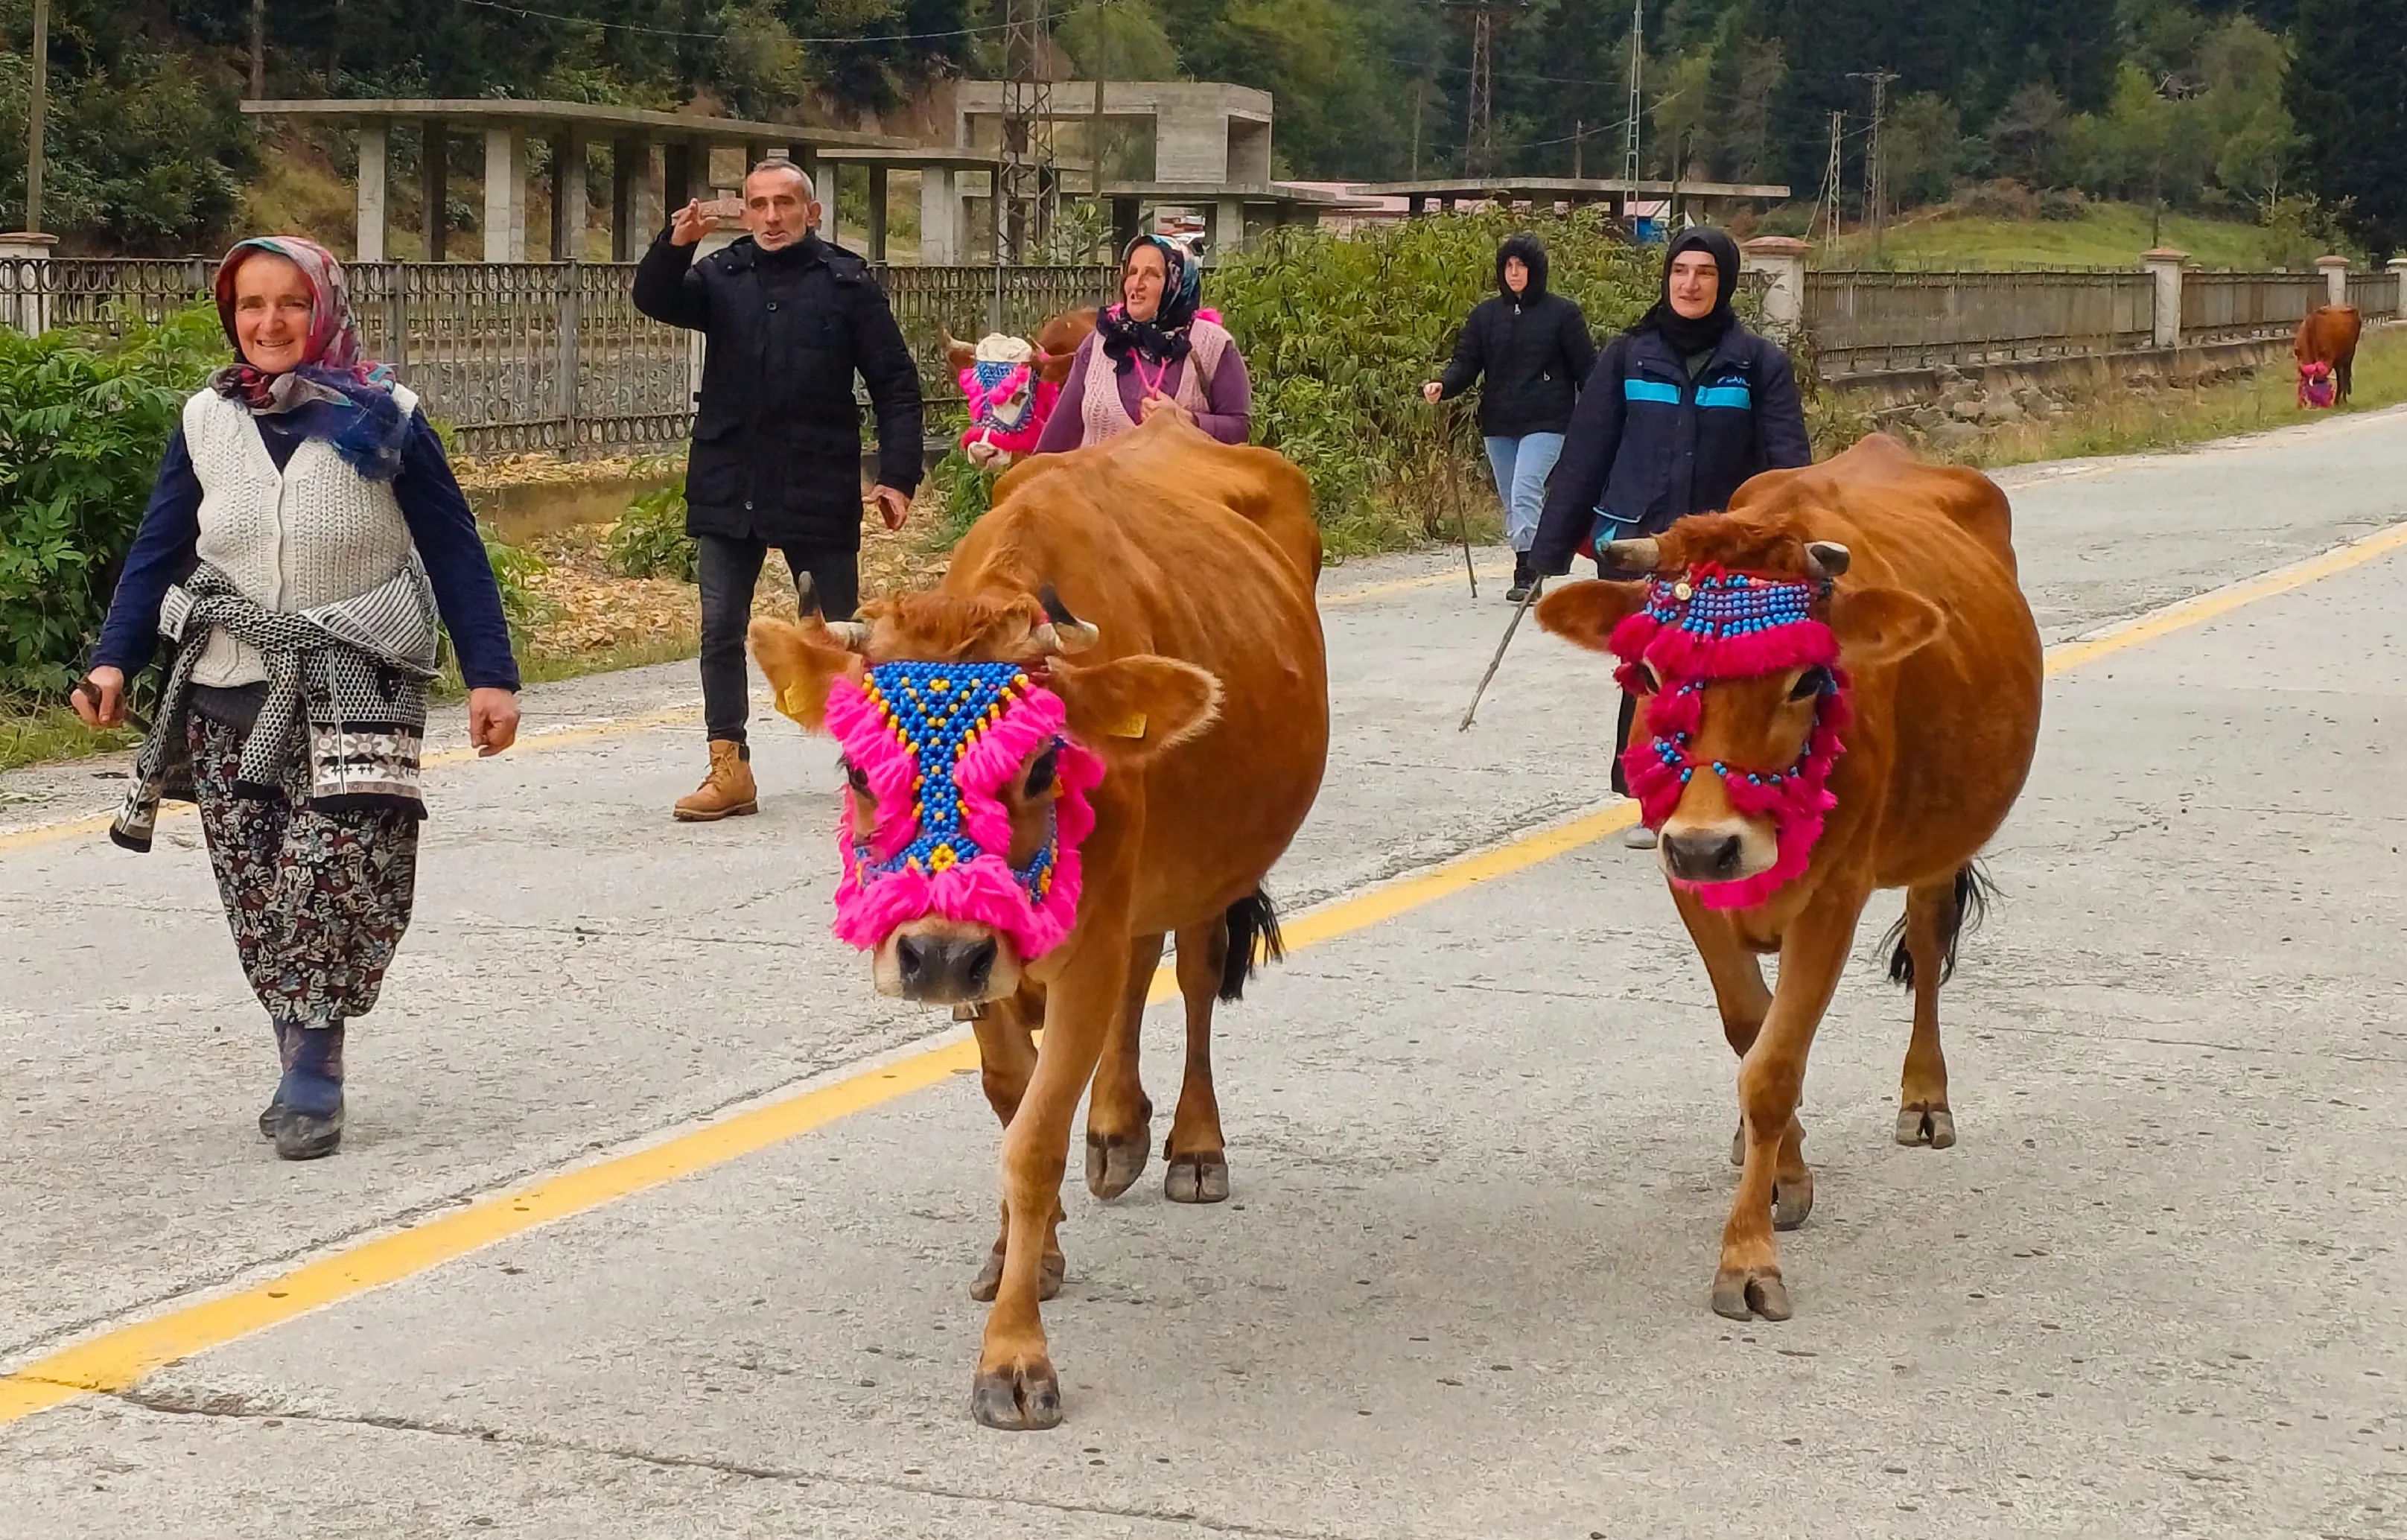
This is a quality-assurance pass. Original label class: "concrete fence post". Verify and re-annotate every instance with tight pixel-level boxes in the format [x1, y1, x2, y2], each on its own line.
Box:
[2141, 248, 2188, 349]
[0, 231, 58, 335]
[355, 121, 389, 263]
[2317, 253, 2350, 308]
[2389, 256, 2407, 319]
[919, 167, 960, 264]
[1738, 235, 1810, 334]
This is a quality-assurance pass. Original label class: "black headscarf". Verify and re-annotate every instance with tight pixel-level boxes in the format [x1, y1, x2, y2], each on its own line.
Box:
[1096, 234, 1204, 374]
[1630, 226, 1740, 355]
[1496, 232, 1550, 302]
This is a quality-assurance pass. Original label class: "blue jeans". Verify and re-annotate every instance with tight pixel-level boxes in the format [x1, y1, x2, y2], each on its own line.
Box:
[1483, 432, 1564, 556]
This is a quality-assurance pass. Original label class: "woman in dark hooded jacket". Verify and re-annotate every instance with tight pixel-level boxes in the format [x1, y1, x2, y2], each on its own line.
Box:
[1529, 225, 1812, 848]
[1424, 233, 1597, 600]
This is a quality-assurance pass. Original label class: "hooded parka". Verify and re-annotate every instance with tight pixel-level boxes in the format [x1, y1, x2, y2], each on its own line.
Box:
[1436, 235, 1599, 438]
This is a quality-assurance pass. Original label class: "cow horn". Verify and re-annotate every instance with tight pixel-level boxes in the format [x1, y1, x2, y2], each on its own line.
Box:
[797, 574, 872, 652]
[1599, 538, 1662, 576]
[1032, 583, 1100, 655]
[1805, 541, 1852, 579]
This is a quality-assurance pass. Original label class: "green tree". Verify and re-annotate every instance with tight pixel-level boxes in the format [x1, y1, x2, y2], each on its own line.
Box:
[2286, 0, 2407, 257]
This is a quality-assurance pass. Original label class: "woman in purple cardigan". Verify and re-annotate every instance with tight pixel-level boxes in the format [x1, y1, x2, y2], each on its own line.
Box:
[1032, 235, 1252, 454]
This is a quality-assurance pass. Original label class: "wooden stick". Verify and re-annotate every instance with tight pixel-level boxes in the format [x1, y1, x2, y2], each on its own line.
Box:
[1458, 579, 1540, 731]
[1442, 401, 1479, 597]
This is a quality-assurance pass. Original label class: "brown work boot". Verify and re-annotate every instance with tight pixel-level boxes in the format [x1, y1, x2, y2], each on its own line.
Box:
[674, 740, 759, 821]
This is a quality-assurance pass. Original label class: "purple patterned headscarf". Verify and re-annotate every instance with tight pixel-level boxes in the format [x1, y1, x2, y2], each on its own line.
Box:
[209, 236, 409, 481]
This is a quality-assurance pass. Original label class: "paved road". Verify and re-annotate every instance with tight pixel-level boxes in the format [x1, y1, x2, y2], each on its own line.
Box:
[4, 413, 2406, 1537]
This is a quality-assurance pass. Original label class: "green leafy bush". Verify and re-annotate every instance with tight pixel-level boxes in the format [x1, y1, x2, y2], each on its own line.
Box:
[0, 302, 221, 696]
[606, 486, 699, 581]
[1212, 210, 1659, 556]
[926, 448, 994, 547]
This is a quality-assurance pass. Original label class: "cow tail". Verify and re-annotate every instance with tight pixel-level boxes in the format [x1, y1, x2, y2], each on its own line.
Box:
[1218, 887, 1286, 1003]
[1884, 862, 2000, 989]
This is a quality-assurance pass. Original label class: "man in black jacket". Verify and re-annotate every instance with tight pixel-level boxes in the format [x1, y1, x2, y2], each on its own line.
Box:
[633, 159, 923, 821]
[1425, 233, 1597, 601]
[1530, 225, 1812, 848]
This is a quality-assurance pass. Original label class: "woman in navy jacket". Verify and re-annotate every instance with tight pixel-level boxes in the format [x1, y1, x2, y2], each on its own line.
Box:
[1529, 226, 1812, 847]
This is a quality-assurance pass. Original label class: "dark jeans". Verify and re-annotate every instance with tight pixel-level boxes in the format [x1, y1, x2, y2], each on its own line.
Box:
[1612, 687, 1638, 797]
[697, 534, 859, 745]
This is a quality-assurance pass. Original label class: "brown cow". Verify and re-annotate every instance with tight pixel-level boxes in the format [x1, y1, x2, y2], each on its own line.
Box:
[941, 310, 1099, 469]
[941, 308, 1098, 389]
[2295, 305, 2362, 404]
[1536, 433, 2042, 1323]
[748, 411, 1328, 1428]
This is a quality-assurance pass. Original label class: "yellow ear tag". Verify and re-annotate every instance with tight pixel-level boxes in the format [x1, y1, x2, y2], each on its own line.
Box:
[777, 683, 813, 719]
[1105, 711, 1148, 739]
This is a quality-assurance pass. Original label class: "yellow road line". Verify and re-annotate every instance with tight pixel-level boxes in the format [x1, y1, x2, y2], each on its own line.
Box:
[4, 520, 2405, 1428]
[1320, 563, 1510, 607]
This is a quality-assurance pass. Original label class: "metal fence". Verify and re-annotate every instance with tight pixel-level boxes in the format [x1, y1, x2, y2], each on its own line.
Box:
[1804, 269, 2156, 376]
[0, 255, 1116, 458]
[2180, 271, 2324, 346]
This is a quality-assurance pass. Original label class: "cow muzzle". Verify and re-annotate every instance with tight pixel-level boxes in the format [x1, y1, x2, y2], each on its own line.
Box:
[875, 918, 1024, 1005]
[1660, 818, 1778, 885]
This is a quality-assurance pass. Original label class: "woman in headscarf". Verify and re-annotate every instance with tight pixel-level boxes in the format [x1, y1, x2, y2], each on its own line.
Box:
[72, 236, 521, 1159]
[1528, 225, 1812, 849]
[1030, 233, 1252, 454]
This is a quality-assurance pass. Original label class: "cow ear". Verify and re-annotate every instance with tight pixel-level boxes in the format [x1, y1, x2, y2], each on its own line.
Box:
[748, 617, 860, 732]
[1534, 579, 1650, 654]
[1830, 585, 1942, 669]
[1052, 655, 1223, 769]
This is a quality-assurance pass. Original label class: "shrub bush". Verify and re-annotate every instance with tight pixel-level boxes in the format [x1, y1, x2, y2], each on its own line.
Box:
[1211, 209, 1659, 556]
[605, 485, 699, 581]
[0, 302, 221, 696]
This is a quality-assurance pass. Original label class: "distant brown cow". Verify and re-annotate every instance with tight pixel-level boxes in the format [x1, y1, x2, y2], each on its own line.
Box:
[749, 412, 1327, 1429]
[940, 309, 1101, 470]
[2295, 305, 2362, 404]
[1536, 433, 2042, 1323]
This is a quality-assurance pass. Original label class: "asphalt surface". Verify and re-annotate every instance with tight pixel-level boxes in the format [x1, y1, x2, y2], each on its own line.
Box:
[4, 412, 2405, 1538]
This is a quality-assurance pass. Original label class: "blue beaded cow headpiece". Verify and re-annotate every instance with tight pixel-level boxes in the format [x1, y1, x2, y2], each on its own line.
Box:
[1607, 564, 1853, 911]
[823, 660, 1104, 961]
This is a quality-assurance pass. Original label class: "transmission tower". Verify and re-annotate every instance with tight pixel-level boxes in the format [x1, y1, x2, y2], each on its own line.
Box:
[1849, 69, 1899, 259]
[999, 0, 1058, 262]
[1813, 109, 1844, 246]
[1445, 1, 1522, 181]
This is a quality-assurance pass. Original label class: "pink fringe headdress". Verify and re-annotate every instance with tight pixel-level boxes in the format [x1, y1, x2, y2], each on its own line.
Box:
[824, 661, 1104, 961]
[1609, 564, 1853, 911]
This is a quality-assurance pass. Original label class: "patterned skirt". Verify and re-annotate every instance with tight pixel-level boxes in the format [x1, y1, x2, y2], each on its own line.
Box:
[189, 715, 421, 1024]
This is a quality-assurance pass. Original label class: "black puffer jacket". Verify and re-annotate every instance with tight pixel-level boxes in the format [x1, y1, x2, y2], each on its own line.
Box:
[633, 229, 923, 549]
[1436, 235, 1599, 438]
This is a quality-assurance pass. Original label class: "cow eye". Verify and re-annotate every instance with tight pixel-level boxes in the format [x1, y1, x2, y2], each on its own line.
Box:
[1789, 666, 1831, 701]
[1024, 746, 1059, 797]
[842, 759, 872, 796]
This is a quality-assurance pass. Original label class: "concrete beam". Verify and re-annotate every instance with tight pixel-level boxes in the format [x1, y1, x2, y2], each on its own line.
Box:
[355, 121, 389, 263]
[483, 126, 528, 262]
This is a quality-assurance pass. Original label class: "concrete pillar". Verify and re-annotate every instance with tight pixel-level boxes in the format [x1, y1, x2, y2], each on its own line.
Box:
[2142, 248, 2188, 350]
[609, 136, 652, 259]
[1211, 197, 1244, 262]
[1111, 195, 1141, 255]
[2318, 253, 2349, 308]
[1738, 235, 1810, 333]
[2389, 256, 2407, 319]
[867, 165, 888, 261]
[483, 127, 529, 261]
[1406, 194, 1427, 217]
[661, 141, 699, 216]
[422, 120, 449, 261]
[354, 121, 389, 262]
[918, 166, 960, 264]
[0, 232, 58, 334]
[551, 128, 588, 261]
[795, 148, 834, 241]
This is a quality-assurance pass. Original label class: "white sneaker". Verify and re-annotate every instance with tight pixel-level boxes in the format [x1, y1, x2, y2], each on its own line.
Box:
[1623, 824, 1658, 850]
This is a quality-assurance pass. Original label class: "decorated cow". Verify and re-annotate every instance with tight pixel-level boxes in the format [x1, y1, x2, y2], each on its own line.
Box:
[942, 308, 1098, 471]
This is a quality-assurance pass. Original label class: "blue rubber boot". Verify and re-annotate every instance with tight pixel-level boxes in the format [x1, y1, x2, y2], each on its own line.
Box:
[258, 1019, 296, 1140]
[272, 1022, 346, 1160]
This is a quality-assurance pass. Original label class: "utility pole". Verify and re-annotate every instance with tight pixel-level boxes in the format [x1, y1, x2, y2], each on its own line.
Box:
[1090, 0, 1107, 201]
[1573, 118, 1583, 181]
[22, 0, 48, 232]
[1446, 1, 1522, 180]
[1815, 109, 1844, 246]
[1411, 77, 1425, 180]
[1623, 0, 1644, 187]
[249, 0, 267, 100]
[1849, 69, 1899, 260]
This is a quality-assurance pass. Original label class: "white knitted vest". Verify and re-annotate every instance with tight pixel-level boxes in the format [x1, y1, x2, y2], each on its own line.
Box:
[181, 384, 421, 687]
[1078, 319, 1230, 447]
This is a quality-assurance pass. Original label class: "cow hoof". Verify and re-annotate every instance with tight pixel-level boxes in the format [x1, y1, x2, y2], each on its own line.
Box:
[1165, 1151, 1230, 1204]
[1085, 1127, 1151, 1201]
[970, 1361, 1063, 1431]
[1772, 1173, 1814, 1231]
[1711, 1266, 1793, 1323]
[1895, 1103, 1956, 1149]
[968, 1249, 1065, 1303]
